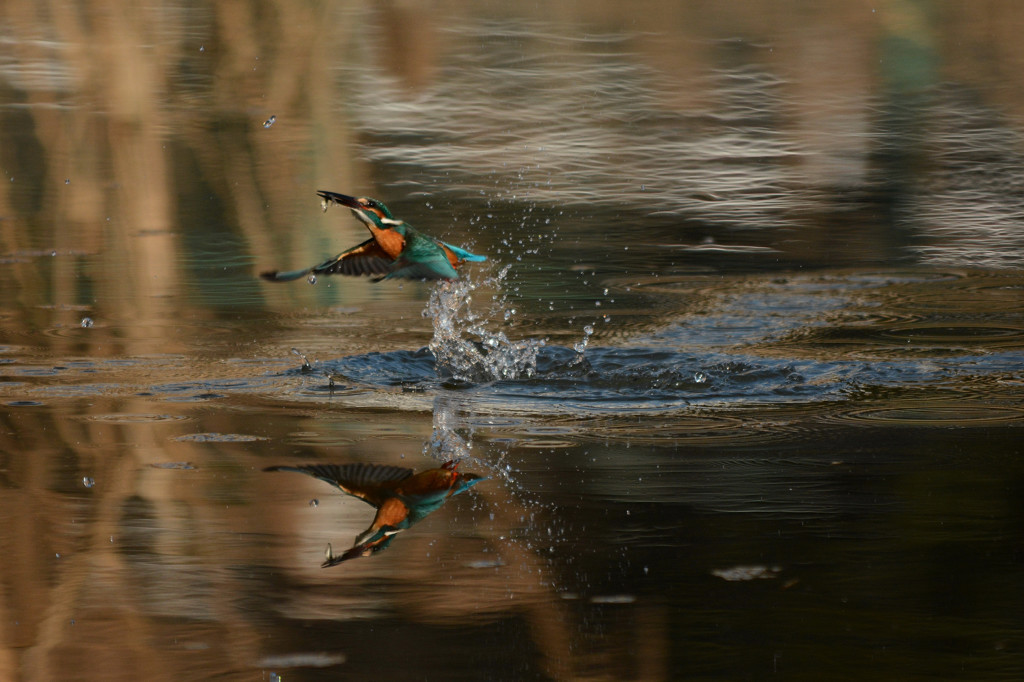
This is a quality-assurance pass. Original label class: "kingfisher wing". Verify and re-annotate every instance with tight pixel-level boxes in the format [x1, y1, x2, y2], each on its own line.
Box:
[264, 463, 413, 506]
[314, 239, 395, 277]
[259, 239, 394, 281]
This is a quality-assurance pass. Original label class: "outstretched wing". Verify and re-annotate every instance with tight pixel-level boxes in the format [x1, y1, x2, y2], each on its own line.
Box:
[260, 239, 395, 282]
[313, 239, 395, 277]
[264, 463, 413, 506]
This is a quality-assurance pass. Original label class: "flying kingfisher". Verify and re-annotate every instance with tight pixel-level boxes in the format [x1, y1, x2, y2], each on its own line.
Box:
[260, 191, 487, 283]
[265, 460, 486, 566]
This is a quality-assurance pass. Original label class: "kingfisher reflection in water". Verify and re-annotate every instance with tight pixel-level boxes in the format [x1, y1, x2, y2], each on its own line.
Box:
[265, 460, 486, 566]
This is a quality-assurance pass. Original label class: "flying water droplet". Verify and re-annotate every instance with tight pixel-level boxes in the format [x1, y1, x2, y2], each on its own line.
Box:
[80, 317, 93, 328]
[694, 371, 708, 384]
[309, 498, 319, 508]
[291, 348, 312, 372]
[573, 325, 594, 354]
[263, 115, 276, 128]
[82, 477, 95, 488]
[307, 274, 317, 285]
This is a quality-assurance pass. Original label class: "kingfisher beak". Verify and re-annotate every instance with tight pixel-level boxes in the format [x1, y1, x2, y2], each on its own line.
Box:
[317, 190, 363, 210]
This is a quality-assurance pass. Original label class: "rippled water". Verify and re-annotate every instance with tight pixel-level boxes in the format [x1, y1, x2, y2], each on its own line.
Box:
[3, 1, 1024, 680]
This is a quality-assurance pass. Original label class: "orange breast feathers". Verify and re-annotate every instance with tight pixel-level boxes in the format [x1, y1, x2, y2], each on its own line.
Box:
[369, 224, 406, 260]
[375, 497, 412, 528]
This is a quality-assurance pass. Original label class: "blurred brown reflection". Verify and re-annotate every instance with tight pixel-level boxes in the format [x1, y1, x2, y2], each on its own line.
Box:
[0, 0, 370, 361]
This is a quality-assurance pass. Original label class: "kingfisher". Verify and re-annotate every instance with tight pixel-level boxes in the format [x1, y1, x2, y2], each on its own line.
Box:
[260, 191, 487, 283]
[265, 460, 486, 566]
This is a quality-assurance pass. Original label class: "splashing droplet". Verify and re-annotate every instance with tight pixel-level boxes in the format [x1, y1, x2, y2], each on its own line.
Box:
[263, 115, 276, 128]
[573, 324, 594, 354]
[307, 274, 317, 285]
[694, 371, 708, 384]
[82, 476, 95, 488]
[309, 498, 319, 508]
[291, 348, 313, 372]
[80, 317, 94, 328]
[425, 266, 543, 382]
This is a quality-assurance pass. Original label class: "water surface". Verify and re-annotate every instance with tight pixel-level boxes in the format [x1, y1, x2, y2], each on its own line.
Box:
[2, 1, 1024, 680]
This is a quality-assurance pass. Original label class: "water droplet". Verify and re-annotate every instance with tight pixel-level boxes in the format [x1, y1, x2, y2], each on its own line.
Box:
[64, 178, 70, 185]
[694, 371, 708, 384]
[50, 250, 57, 257]
[291, 348, 312, 371]
[82, 476, 95, 488]
[80, 317, 93, 328]
[263, 115, 276, 128]
[307, 274, 317, 285]
[199, 45, 205, 52]
[309, 498, 319, 508]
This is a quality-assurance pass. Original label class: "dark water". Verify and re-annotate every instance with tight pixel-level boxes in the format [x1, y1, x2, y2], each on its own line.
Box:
[2, 1, 1024, 680]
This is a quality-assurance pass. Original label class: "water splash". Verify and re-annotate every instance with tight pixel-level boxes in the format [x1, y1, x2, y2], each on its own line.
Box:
[425, 265, 545, 382]
[426, 393, 474, 461]
[290, 348, 313, 372]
